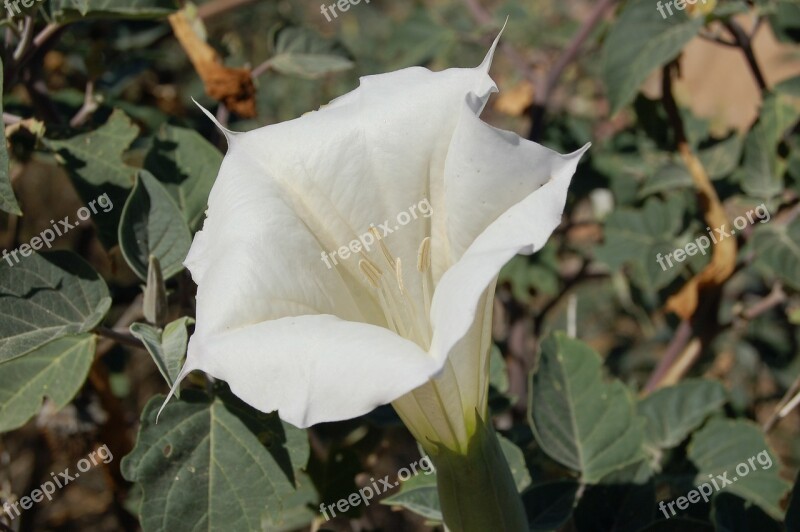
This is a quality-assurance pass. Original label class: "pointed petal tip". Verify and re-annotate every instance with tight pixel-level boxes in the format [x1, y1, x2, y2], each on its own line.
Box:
[478, 17, 508, 73]
[192, 97, 237, 143]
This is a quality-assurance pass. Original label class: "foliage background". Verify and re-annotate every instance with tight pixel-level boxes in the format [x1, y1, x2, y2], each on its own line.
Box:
[1, 0, 800, 530]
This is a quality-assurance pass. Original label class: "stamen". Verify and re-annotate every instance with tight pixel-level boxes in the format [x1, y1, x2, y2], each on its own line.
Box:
[370, 226, 396, 269]
[395, 258, 405, 294]
[359, 259, 382, 289]
[417, 237, 431, 273]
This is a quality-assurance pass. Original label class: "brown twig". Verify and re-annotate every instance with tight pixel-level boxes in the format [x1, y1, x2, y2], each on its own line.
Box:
[740, 282, 786, 321]
[95, 295, 145, 359]
[763, 371, 800, 432]
[724, 19, 768, 93]
[643, 320, 693, 394]
[197, 0, 259, 20]
[95, 326, 145, 349]
[69, 81, 99, 128]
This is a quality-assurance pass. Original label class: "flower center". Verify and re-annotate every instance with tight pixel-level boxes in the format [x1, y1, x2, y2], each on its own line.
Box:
[359, 228, 433, 349]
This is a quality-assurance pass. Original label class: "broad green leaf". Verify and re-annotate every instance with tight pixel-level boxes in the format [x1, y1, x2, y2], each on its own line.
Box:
[381, 472, 441, 521]
[529, 333, 646, 483]
[688, 418, 790, 520]
[0, 334, 95, 432]
[50, 0, 175, 21]
[121, 391, 313, 532]
[751, 219, 800, 291]
[267, 27, 353, 79]
[521, 480, 579, 532]
[639, 161, 693, 197]
[740, 93, 800, 199]
[0, 57, 21, 216]
[767, 0, 800, 43]
[0, 251, 111, 363]
[698, 135, 744, 180]
[602, 0, 703, 113]
[44, 109, 138, 189]
[144, 125, 223, 231]
[594, 196, 687, 290]
[775, 75, 800, 98]
[119, 171, 193, 280]
[43, 109, 139, 246]
[499, 434, 532, 493]
[489, 344, 510, 394]
[129, 317, 194, 394]
[638, 379, 727, 450]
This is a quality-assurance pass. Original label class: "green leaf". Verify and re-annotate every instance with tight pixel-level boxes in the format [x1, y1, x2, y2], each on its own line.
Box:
[687, 418, 790, 520]
[489, 345, 510, 395]
[119, 171, 193, 281]
[594, 196, 687, 290]
[740, 93, 800, 199]
[698, 135, 744, 180]
[639, 161, 694, 197]
[499, 434, 532, 493]
[0, 57, 21, 216]
[44, 109, 139, 190]
[121, 391, 314, 532]
[43, 109, 139, 246]
[521, 480, 579, 532]
[0, 334, 95, 433]
[50, 0, 176, 21]
[767, 0, 800, 43]
[602, 0, 703, 113]
[267, 27, 353, 79]
[638, 379, 727, 450]
[751, 218, 800, 291]
[775, 75, 800, 98]
[144, 125, 223, 231]
[528, 333, 646, 483]
[129, 317, 193, 393]
[382, 472, 441, 521]
[0, 251, 111, 363]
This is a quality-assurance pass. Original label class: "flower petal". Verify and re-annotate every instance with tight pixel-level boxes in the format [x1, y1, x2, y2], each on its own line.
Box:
[183, 315, 437, 428]
[430, 100, 590, 369]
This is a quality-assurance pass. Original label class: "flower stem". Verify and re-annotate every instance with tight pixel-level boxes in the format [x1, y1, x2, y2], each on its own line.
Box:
[431, 414, 528, 532]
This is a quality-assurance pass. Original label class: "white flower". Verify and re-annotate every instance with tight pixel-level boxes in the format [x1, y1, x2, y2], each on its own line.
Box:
[167, 34, 589, 454]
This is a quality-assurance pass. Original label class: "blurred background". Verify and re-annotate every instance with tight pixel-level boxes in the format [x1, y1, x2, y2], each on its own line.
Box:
[2, 0, 800, 530]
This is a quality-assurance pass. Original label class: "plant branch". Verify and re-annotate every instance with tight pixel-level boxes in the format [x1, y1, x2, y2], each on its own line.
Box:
[643, 320, 693, 394]
[197, 0, 259, 20]
[724, 19, 768, 93]
[95, 326, 145, 349]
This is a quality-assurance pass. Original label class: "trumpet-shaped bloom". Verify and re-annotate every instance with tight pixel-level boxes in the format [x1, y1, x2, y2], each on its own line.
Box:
[170, 36, 588, 453]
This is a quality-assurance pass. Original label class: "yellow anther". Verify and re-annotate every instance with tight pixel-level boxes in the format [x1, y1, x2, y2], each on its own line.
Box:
[417, 237, 431, 273]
